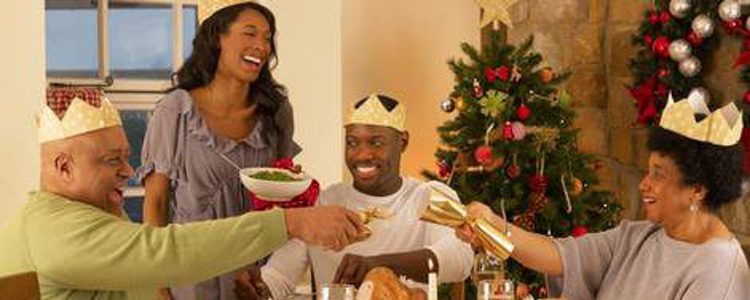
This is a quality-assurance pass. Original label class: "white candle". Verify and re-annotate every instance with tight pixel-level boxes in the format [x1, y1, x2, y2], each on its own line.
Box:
[428, 258, 438, 300]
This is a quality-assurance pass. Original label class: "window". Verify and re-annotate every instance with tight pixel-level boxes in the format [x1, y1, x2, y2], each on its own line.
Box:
[46, 0, 198, 221]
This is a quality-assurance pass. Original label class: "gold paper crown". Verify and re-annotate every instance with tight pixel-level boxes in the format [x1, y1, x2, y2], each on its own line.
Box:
[38, 97, 122, 144]
[345, 94, 406, 132]
[198, 0, 254, 24]
[659, 92, 743, 146]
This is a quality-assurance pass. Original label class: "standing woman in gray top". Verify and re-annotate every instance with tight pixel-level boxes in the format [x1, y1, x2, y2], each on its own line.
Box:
[457, 126, 749, 299]
[136, 2, 300, 300]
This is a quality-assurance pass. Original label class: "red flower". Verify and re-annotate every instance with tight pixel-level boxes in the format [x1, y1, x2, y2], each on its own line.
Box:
[649, 11, 659, 25]
[629, 77, 660, 124]
[659, 11, 671, 24]
[644, 34, 653, 46]
[742, 128, 750, 176]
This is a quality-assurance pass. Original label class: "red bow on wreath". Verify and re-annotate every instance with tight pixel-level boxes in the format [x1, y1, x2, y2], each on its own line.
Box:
[629, 76, 663, 124]
[485, 66, 510, 82]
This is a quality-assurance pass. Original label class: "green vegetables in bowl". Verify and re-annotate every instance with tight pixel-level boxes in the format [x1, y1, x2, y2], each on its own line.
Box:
[249, 170, 301, 182]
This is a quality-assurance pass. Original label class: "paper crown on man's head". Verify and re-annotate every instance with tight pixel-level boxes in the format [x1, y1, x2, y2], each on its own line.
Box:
[345, 94, 406, 132]
[38, 94, 122, 144]
[198, 0, 255, 24]
[659, 91, 743, 146]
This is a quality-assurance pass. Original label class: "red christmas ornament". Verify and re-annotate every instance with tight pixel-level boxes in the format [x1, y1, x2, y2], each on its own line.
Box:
[529, 173, 549, 194]
[572, 226, 589, 237]
[657, 68, 669, 78]
[502, 121, 514, 140]
[474, 145, 493, 164]
[687, 31, 703, 47]
[473, 78, 484, 98]
[659, 11, 671, 24]
[516, 104, 531, 121]
[723, 20, 743, 34]
[643, 34, 653, 46]
[437, 161, 452, 178]
[652, 36, 670, 58]
[507, 164, 521, 179]
[649, 11, 659, 25]
[744, 90, 750, 104]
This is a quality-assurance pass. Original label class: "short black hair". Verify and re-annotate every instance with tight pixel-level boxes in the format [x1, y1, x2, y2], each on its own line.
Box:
[647, 126, 743, 212]
[355, 94, 400, 111]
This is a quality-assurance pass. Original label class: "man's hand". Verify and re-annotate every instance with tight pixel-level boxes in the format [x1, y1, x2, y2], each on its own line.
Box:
[333, 253, 379, 286]
[285, 205, 366, 251]
[234, 266, 271, 300]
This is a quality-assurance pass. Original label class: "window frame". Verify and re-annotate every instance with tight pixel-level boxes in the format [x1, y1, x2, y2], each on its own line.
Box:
[46, 0, 199, 199]
[46, 0, 198, 93]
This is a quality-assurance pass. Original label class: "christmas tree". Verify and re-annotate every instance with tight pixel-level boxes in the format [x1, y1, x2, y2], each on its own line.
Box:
[423, 31, 622, 298]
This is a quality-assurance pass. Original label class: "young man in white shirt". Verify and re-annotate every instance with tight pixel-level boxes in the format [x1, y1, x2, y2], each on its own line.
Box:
[235, 94, 473, 299]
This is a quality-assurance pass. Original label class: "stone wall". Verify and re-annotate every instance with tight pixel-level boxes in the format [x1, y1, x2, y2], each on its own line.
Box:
[505, 0, 749, 254]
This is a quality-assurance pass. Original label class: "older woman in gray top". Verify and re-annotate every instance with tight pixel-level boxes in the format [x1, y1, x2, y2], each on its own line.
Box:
[458, 124, 750, 299]
[136, 2, 299, 300]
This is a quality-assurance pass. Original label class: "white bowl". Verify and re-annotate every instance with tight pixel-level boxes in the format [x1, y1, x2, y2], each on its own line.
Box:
[239, 167, 312, 201]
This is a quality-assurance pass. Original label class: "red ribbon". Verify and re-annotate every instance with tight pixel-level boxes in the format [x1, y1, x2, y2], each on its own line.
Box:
[485, 66, 509, 82]
[250, 180, 320, 211]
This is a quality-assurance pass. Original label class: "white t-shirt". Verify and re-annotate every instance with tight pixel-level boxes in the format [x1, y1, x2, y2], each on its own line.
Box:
[261, 178, 474, 298]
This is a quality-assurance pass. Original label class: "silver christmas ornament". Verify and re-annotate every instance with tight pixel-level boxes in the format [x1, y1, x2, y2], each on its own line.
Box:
[679, 57, 701, 77]
[669, 39, 692, 62]
[669, 0, 692, 19]
[719, 0, 741, 21]
[691, 14, 715, 38]
[689, 87, 711, 104]
[440, 98, 456, 113]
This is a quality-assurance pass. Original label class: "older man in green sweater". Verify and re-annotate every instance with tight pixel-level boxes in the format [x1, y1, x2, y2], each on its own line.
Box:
[0, 96, 364, 299]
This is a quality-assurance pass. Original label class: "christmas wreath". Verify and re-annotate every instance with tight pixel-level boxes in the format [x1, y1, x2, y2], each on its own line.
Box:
[628, 0, 750, 174]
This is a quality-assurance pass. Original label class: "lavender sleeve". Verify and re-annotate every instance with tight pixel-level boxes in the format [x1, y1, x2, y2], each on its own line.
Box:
[550, 222, 623, 300]
[134, 99, 183, 185]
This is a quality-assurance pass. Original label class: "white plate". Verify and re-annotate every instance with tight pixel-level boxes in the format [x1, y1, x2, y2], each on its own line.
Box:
[239, 167, 312, 202]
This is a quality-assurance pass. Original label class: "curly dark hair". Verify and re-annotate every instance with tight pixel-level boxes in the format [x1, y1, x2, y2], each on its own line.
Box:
[171, 2, 286, 117]
[647, 126, 743, 212]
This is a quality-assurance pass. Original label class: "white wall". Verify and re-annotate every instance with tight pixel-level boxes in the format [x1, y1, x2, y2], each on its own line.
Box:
[263, 0, 343, 187]
[0, 1, 43, 225]
[342, 0, 479, 178]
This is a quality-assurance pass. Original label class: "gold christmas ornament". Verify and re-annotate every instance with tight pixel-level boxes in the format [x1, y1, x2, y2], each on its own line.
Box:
[38, 97, 122, 144]
[660, 92, 742, 146]
[570, 177, 584, 196]
[540, 67, 555, 83]
[456, 96, 467, 111]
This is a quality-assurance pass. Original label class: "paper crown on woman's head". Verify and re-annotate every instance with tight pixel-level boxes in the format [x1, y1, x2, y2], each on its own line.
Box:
[660, 91, 743, 147]
[345, 94, 407, 132]
[198, 0, 255, 24]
